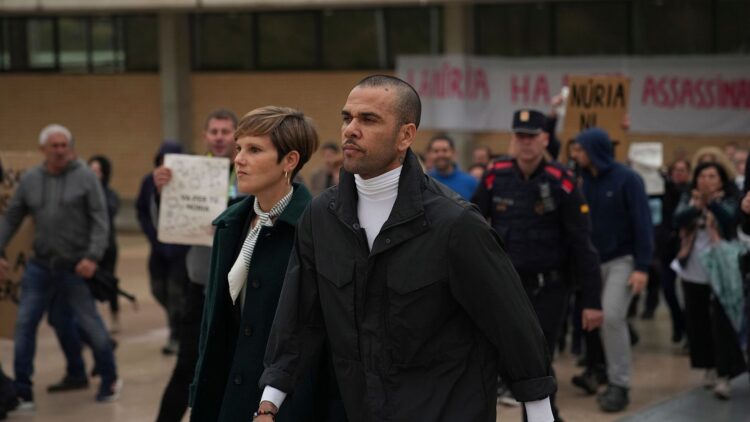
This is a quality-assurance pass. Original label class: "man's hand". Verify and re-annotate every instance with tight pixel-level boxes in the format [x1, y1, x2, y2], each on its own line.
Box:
[627, 270, 648, 295]
[75, 258, 97, 279]
[0, 257, 9, 282]
[741, 191, 750, 214]
[153, 166, 173, 193]
[581, 308, 603, 331]
[253, 401, 278, 421]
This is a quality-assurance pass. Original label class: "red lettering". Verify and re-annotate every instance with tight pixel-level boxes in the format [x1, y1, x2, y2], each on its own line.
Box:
[533, 75, 550, 104]
[511, 75, 530, 103]
[641, 76, 658, 106]
[474, 69, 490, 100]
[656, 77, 669, 108]
[450, 68, 463, 98]
[418, 69, 431, 97]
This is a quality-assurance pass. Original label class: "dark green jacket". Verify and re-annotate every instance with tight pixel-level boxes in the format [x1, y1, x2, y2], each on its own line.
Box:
[190, 183, 318, 421]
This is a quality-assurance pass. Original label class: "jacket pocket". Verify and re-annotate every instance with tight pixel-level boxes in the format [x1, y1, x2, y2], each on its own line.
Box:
[317, 253, 354, 288]
[386, 260, 445, 294]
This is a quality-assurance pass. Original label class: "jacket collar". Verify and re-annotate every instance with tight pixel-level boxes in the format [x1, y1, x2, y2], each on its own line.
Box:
[214, 182, 311, 229]
[333, 148, 425, 229]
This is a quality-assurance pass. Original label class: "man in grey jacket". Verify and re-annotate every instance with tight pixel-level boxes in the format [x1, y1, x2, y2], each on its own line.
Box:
[0, 124, 121, 408]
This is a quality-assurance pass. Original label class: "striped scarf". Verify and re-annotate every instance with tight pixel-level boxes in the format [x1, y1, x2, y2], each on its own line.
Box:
[227, 188, 293, 304]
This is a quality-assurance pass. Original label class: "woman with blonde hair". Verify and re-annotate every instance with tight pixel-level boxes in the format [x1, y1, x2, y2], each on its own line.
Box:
[691, 146, 737, 181]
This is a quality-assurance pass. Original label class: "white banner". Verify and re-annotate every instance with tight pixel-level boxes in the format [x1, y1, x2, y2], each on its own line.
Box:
[157, 154, 230, 246]
[396, 55, 750, 135]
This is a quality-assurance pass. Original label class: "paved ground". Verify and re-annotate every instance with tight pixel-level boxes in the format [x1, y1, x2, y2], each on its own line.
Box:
[0, 233, 746, 421]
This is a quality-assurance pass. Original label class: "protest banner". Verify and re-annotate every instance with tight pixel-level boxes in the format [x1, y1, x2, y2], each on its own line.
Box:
[561, 75, 631, 159]
[0, 151, 38, 339]
[397, 55, 749, 135]
[157, 154, 230, 246]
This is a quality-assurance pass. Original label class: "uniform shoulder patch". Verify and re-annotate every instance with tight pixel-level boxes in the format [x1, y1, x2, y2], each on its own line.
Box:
[492, 160, 513, 171]
[484, 173, 496, 190]
[544, 164, 563, 180]
[561, 178, 574, 194]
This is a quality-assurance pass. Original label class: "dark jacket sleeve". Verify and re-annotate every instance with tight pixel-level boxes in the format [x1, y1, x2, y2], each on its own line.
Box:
[85, 173, 110, 262]
[706, 198, 738, 240]
[135, 175, 158, 246]
[560, 185, 602, 310]
[673, 193, 701, 230]
[259, 205, 326, 394]
[447, 208, 556, 402]
[470, 171, 492, 219]
[189, 231, 222, 407]
[625, 173, 654, 272]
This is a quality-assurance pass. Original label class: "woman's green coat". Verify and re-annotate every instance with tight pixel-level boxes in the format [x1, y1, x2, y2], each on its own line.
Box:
[189, 184, 318, 421]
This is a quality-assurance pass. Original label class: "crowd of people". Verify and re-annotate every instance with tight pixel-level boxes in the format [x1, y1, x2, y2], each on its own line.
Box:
[0, 74, 748, 422]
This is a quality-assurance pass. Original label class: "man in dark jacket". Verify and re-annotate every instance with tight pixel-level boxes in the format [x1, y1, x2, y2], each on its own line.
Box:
[473, 109, 603, 421]
[135, 141, 190, 355]
[569, 128, 654, 412]
[254, 75, 555, 422]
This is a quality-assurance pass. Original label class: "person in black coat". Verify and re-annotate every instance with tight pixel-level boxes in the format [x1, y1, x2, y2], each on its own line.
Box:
[88, 155, 120, 330]
[256, 76, 555, 422]
[135, 142, 190, 355]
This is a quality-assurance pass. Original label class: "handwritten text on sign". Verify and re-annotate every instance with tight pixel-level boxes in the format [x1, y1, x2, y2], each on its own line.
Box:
[157, 154, 229, 246]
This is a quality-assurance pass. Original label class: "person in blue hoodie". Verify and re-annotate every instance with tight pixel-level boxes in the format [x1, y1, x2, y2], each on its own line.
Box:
[426, 134, 478, 200]
[569, 128, 654, 413]
[135, 141, 190, 356]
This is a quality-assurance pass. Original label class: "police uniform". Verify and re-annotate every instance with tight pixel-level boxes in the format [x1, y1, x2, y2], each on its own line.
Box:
[472, 109, 602, 421]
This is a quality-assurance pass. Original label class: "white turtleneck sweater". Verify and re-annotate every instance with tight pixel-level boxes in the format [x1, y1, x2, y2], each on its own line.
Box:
[354, 166, 402, 249]
[260, 164, 552, 421]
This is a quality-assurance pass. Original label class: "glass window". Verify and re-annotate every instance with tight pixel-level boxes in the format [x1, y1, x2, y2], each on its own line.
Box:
[556, 2, 629, 55]
[124, 15, 158, 71]
[633, 0, 712, 54]
[475, 3, 551, 56]
[91, 16, 124, 72]
[58, 17, 88, 72]
[716, 0, 750, 53]
[385, 7, 441, 67]
[257, 12, 318, 70]
[321, 9, 380, 69]
[27, 18, 55, 69]
[193, 13, 253, 71]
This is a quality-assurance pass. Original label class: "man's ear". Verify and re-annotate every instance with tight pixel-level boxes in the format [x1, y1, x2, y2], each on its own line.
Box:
[397, 123, 417, 153]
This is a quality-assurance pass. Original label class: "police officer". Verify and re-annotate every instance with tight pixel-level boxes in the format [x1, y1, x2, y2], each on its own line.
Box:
[472, 109, 604, 421]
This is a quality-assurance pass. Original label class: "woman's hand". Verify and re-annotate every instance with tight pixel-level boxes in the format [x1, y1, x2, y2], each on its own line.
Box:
[706, 189, 724, 204]
[690, 189, 705, 209]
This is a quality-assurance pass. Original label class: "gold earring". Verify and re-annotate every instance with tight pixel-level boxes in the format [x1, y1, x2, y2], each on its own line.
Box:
[284, 171, 289, 185]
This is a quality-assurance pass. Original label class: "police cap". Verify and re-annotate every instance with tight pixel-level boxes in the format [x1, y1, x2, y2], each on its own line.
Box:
[512, 109, 546, 135]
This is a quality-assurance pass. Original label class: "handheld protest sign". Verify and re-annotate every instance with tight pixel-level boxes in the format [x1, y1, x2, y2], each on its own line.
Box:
[562, 75, 631, 161]
[157, 154, 230, 246]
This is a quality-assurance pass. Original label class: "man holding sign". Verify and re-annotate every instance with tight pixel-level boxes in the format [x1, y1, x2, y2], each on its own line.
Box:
[154, 109, 242, 422]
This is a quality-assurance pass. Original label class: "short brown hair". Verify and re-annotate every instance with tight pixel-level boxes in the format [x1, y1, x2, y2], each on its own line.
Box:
[234, 106, 319, 179]
[204, 109, 238, 129]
